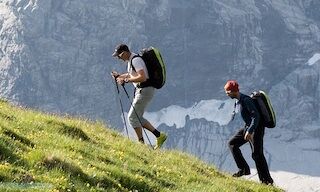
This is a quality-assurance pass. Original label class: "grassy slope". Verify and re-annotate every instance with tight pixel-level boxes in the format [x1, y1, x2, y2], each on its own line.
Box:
[0, 100, 282, 192]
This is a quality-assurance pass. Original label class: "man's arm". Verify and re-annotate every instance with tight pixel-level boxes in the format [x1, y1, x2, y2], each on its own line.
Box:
[127, 69, 147, 83]
[244, 97, 261, 134]
[111, 71, 129, 79]
[111, 71, 130, 85]
[112, 70, 146, 84]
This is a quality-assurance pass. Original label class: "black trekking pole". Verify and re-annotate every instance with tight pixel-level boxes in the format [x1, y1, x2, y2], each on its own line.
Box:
[121, 85, 152, 146]
[112, 76, 129, 139]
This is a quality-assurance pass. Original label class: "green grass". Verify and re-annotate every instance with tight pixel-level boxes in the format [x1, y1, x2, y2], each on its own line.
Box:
[0, 100, 282, 192]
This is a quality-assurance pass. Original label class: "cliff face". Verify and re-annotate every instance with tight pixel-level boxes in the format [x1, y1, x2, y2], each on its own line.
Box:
[0, 0, 150, 123]
[1, 0, 319, 125]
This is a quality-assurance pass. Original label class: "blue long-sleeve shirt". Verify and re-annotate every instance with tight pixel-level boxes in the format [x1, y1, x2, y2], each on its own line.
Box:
[238, 93, 261, 133]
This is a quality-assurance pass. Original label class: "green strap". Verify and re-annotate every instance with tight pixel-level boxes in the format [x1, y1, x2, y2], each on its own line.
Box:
[260, 91, 276, 125]
[152, 47, 166, 85]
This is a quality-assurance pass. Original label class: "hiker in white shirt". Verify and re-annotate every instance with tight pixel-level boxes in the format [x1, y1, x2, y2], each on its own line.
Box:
[111, 44, 167, 149]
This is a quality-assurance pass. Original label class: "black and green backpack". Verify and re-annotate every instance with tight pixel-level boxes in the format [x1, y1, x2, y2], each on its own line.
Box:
[130, 47, 166, 89]
[250, 90, 276, 128]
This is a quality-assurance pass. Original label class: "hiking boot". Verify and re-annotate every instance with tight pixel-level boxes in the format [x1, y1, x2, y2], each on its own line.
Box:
[262, 178, 274, 185]
[232, 169, 251, 177]
[154, 133, 167, 150]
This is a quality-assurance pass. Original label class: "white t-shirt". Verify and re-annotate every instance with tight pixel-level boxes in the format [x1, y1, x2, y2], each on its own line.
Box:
[127, 53, 149, 87]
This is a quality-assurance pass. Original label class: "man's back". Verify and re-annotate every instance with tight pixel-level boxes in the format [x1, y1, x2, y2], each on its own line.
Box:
[238, 93, 261, 134]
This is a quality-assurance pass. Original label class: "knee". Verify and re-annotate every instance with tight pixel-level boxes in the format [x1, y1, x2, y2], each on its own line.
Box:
[128, 111, 134, 122]
[128, 112, 139, 128]
[228, 140, 235, 150]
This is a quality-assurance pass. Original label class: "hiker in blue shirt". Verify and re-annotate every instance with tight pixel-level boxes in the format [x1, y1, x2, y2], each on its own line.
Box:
[224, 80, 273, 185]
[111, 44, 167, 149]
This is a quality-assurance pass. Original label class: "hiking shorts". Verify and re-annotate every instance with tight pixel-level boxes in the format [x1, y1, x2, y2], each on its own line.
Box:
[128, 87, 155, 128]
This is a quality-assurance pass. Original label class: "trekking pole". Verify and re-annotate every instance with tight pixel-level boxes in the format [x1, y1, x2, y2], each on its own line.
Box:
[121, 85, 152, 146]
[112, 76, 129, 139]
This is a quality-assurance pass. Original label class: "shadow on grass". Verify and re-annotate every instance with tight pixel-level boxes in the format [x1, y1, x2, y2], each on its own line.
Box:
[3, 129, 35, 148]
[0, 174, 9, 182]
[42, 155, 160, 191]
[97, 163, 166, 191]
[0, 140, 21, 164]
[42, 155, 93, 182]
[41, 155, 125, 191]
[97, 155, 116, 165]
[46, 120, 90, 141]
[0, 99, 8, 103]
[0, 112, 16, 122]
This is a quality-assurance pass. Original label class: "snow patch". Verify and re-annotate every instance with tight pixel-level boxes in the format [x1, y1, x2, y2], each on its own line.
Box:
[144, 99, 235, 128]
[246, 169, 320, 192]
[307, 53, 320, 66]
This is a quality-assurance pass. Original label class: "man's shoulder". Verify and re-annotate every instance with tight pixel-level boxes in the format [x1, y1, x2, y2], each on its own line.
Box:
[131, 55, 145, 68]
[131, 54, 144, 64]
[240, 93, 251, 101]
[240, 94, 255, 106]
[131, 53, 141, 60]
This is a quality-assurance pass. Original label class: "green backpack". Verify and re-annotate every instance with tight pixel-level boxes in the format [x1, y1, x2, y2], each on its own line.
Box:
[131, 47, 166, 89]
[251, 90, 276, 128]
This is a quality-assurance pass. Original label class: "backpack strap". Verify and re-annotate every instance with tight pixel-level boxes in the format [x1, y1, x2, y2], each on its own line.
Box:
[231, 101, 237, 121]
[129, 55, 141, 72]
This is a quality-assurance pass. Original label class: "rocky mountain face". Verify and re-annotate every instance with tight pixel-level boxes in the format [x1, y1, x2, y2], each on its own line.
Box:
[1, 0, 320, 191]
[0, 0, 150, 124]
